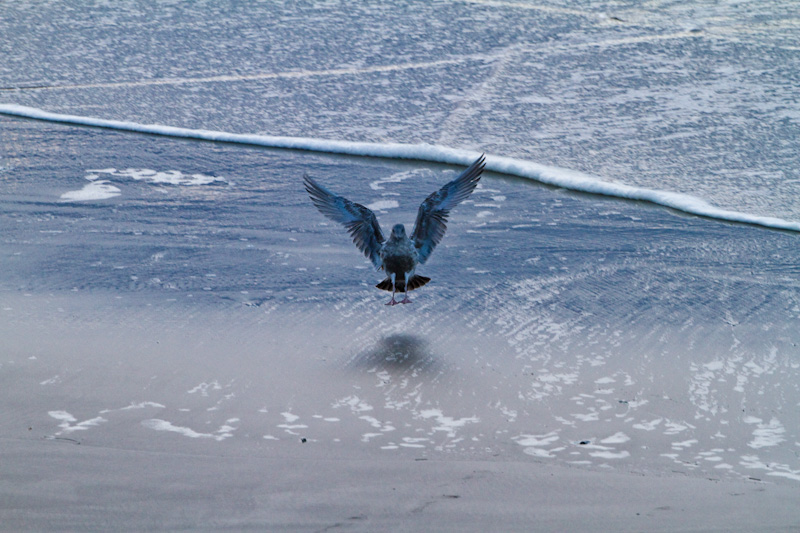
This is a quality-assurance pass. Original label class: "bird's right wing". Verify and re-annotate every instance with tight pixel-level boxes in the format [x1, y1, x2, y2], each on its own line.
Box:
[304, 174, 385, 269]
[411, 154, 485, 264]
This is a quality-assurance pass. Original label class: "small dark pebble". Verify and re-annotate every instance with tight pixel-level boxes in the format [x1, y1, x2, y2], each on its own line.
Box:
[579, 441, 590, 445]
[301, 438, 307, 443]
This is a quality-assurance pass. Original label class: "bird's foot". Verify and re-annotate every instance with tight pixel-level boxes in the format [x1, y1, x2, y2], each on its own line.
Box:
[385, 297, 398, 306]
[400, 295, 412, 304]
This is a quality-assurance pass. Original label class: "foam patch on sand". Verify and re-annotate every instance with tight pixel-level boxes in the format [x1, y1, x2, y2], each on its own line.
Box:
[60, 168, 225, 202]
[90, 168, 226, 186]
[49, 410, 107, 434]
[60, 180, 121, 202]
[141, 418, 238, 441]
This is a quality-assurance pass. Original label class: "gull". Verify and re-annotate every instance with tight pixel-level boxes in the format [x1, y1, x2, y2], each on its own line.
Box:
[304, 154, 485, 305]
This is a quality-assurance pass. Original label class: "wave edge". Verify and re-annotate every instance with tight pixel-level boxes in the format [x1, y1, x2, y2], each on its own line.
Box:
[2, 103, 798, 233]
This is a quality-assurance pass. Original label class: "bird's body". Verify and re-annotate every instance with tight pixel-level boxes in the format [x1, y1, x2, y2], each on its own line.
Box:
[304, 155, 485, 305]
[376, 224, 427, 304]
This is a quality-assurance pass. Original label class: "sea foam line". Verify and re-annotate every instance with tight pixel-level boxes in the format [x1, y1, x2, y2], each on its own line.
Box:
[2, 103, 798, 233]
[0, 57, 468, 92]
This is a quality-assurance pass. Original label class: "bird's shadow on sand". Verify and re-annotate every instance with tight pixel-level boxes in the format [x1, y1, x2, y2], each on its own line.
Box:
[346, 334, 443, 375]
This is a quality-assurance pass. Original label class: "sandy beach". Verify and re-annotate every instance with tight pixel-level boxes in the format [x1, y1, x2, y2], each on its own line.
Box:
[2, 1, 800, 529]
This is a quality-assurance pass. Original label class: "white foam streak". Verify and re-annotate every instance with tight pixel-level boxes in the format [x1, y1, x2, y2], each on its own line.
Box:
[3, 104, 799, 232]
[60, 180, 121, 202]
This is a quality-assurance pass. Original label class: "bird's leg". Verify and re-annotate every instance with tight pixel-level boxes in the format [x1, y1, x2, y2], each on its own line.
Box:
[400, 271, 412, 304]
[386, 272, 398, 306]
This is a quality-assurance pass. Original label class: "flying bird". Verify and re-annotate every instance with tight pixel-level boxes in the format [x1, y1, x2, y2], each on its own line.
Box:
[304, 154, 486, 305]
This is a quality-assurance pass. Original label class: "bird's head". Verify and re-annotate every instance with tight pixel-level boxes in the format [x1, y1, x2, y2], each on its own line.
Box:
[391, 224, 407, 239]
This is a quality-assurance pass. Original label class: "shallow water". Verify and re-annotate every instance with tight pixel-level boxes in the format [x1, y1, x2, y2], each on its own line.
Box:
[2, 1, 799, 221]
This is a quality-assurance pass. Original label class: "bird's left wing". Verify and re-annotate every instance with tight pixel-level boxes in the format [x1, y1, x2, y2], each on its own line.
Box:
[411, 154, 485, 264]
[304, 174, 385, 269]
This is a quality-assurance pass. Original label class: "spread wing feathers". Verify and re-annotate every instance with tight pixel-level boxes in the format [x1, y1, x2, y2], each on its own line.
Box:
[304, 174, 385, 269]
[411, 154, 485, 264]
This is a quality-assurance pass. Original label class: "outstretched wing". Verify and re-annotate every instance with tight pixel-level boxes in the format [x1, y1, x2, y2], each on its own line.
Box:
[411, 154, 485, 264]
[304, 174, 385, 269]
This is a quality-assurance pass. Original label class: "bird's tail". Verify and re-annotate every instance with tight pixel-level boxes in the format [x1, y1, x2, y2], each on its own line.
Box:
[376, 275, 430, 293]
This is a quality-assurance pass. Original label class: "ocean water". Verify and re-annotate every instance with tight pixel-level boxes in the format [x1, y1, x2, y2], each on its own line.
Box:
[1, 0, 800, 509]
[3, 1, 799, 222]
